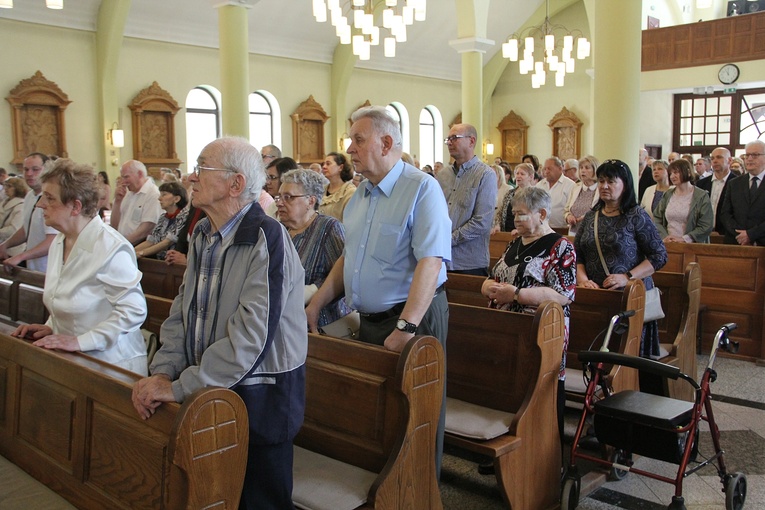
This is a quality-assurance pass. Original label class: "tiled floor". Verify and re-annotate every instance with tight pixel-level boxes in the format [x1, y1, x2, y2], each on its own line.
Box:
[440, 353, 765, 510]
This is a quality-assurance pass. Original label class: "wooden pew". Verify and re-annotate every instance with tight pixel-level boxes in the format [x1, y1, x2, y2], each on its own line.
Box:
[144, 294, 174, 338]
[659, 243, 765, 360]
[566, 280, 645, 399]
[444, 274, 645, 401]
[0, 328, 248, 510]
[0, 267, 47, 326]
[653, 262, 701, 401]
[292, 333, 444, 510]
[489, 231, 516, 268]
[445, 301, 564, 510]
[137, 258, 185, 300]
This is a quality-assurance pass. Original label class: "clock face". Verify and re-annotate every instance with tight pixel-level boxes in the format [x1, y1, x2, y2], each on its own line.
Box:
[718, 64, 740, 85]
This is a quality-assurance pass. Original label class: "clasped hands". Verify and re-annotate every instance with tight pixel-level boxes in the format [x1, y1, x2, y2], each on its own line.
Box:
[132, 374, 175, 420]
[481, 279, 516, 307]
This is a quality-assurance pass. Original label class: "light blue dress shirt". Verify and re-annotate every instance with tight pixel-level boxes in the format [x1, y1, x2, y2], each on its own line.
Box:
[342, 160, 451, 313]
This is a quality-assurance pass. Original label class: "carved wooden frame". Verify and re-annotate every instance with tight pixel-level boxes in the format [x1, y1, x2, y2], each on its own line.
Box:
[128, 81, 182, 177]
[549, 107, 583, 161]
[291, 95, 329, 166]
[497, 111, 529, 165]
[5, 71, 71, 166]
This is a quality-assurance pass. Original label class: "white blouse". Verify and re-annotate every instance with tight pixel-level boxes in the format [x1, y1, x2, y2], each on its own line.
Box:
[44, 216, 147, 373]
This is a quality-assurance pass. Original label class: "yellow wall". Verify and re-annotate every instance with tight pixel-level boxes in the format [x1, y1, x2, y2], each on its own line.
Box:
[0, 18, 461, 172]
[489, 2, 593, 160]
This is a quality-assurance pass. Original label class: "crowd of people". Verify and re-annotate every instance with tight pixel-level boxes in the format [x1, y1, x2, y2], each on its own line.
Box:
[1, 108, 764, 508]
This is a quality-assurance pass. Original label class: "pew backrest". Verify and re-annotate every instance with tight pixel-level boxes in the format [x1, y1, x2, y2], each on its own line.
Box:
[138, 258, 185, 300]
[295, 333, 444, 510]
[0, 329, 248, 510]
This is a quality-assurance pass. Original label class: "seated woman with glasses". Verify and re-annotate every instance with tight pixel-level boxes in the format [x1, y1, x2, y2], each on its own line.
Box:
[11, 159, 147, 375]
[653, 158, 714, 244]
[134, 181, 189, 260]
[264, 157, 298, 198]
[276, 169, 353, 330]
[482, 186, 576, 444]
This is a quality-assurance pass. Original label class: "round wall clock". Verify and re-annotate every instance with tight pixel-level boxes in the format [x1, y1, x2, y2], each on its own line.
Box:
[718, 63, 740, 85]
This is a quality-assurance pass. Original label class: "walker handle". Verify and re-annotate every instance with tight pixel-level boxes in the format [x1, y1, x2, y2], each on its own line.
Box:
[578, 351, 683, 380]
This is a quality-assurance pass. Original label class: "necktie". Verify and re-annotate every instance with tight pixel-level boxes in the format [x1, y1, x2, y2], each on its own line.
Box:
[750, 176, 759, 201]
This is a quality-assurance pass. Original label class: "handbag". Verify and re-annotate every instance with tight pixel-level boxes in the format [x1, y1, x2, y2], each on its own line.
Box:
[319, 311, 360, 339]
[593, 210, 664, 323]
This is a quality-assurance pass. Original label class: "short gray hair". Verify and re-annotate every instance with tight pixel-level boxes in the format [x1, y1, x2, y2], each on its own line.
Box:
[564, 158, 579, 169]
[281, 169, 328, 207]
[512, 186, 551, 215]
[211, 137, 265, 203]
[351, 106, 402, 149]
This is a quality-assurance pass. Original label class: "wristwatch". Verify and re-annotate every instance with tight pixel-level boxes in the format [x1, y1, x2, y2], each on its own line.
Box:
[626, 271, 634, 280]
[396, 318, 418, 334]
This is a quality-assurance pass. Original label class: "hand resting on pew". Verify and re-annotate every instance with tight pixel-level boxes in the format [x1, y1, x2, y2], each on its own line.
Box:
[164, 249, 187, 265]
[132, 374, 175, 419]
[12, 324, 79, 352]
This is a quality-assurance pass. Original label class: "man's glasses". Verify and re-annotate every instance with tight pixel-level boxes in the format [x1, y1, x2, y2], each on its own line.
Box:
[744, 153, 765, 159]
[193, 165, 233, 177]
[274, 194, 308, 203]
[444, 134, 470, 144]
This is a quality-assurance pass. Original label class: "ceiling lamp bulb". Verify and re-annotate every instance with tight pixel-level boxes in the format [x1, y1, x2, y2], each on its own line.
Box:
[0, 0, 13, 8]
[545, 34, 554, 52]
[384, 37, 396, 57]
[502, 39, 518, 61]
[46, 0, 63, 8]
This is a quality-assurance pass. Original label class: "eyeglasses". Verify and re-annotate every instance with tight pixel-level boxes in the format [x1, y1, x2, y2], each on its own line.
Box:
[193, 165, 233, 177]
[744, 153, 765, 159]
[262, 154, 277, 160]
[274, 194, 308, 203]
[266, 174, 280, 181]
[444, 134, 470, 144]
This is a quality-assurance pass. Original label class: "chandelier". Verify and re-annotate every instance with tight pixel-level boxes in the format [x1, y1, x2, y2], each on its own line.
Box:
[502, 0, 590, 88]
[312, 0, 427, 60]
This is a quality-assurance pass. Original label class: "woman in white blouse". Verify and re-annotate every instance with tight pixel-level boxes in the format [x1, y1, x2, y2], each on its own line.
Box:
[563, 155, 600, 235]
[11, 159, 147, 375]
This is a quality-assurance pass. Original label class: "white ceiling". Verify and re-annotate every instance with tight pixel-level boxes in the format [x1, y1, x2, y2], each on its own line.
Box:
[0, 0, 544, 82]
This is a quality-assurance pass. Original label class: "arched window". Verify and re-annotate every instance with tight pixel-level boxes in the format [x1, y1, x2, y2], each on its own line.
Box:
[249, 90, 281, 151]
[386, 102, 410, 154]
[419, 105, 443, 168]
[185, 86, 221, 170]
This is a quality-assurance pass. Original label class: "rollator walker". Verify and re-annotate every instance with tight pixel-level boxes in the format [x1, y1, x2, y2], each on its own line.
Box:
[562, 313, 747, 510]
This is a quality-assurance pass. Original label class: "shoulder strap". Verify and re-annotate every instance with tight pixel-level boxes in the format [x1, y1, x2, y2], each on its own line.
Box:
[593, 210, 610, 276]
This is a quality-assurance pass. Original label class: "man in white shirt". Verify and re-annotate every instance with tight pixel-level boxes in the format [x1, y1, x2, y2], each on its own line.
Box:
[535, 157, 575, 228]
[0, 152, 58, 272]
[697, 147, 734, 232]
[110, 160, 162, 245]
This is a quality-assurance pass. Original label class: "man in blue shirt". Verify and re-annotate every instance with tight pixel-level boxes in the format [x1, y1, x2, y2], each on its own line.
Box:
[437, 123, 497, 276]
[306, 105, 451, 475]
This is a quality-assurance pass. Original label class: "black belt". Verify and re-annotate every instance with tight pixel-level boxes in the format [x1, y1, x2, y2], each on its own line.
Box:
[359, 284, 445, 323]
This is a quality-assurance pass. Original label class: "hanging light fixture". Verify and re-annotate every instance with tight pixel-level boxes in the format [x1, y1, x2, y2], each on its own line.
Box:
[502, 0, 590, 88]
[0, 0, 13, 9]
[312, 0, 427, 60]
[46, 0, 64, 9]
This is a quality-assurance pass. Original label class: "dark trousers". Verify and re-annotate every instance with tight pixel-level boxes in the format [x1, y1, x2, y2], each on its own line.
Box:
[358, 291, 449, 479]
[448, 267, 489, 277]
[239, 440, 295, 510]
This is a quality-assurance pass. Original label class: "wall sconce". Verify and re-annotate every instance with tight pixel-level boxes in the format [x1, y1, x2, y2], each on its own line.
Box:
[485, 140, 494, 156]
[109, 123, 125, 148]
[46, 0, 63, 9]
[340, 133, 351, 152]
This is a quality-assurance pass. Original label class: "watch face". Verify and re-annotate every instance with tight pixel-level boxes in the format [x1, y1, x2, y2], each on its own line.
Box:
[718, 64, 739, 85]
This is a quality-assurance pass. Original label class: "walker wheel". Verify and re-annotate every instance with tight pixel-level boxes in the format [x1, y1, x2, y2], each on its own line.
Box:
[561, 477, 580, 510]
[667, 495, 687, 510]
[607, 449, 630, 481]
[725, 472, 747, 510]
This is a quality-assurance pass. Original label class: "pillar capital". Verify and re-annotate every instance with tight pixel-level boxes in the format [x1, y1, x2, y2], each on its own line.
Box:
[449, 37, 495, 54]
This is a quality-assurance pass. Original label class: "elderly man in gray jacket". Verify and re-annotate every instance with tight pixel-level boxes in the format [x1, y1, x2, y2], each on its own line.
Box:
[132, 136, 307, 510]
